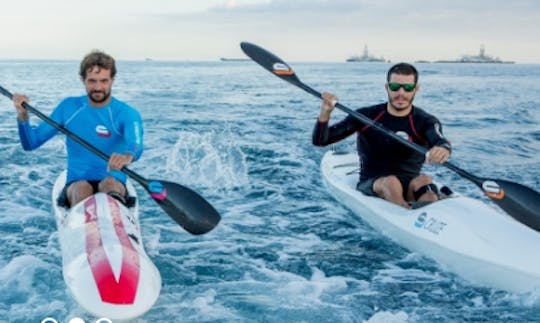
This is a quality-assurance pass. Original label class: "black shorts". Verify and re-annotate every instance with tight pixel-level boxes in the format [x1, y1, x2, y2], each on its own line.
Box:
[356, 177, 378, 196]
[356, 174, 415, 200]
[57, 180, 129, 208]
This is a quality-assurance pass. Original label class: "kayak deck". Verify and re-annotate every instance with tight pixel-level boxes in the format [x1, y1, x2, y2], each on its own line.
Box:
[52, 171, 161, 320]
[321, 150, 540, 293]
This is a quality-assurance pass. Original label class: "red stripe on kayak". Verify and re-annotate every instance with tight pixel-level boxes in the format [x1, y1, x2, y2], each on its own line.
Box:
[84, 195, 140, 304]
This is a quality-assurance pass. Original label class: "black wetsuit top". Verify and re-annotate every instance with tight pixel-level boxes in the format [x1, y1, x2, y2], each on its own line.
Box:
[312, 103, 451, 182]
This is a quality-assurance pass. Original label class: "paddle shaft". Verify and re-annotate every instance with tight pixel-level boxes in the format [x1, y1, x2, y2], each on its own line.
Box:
[276, 61, 486, 185]
[0, 85, 148, 186]
[295, 82, 438, 156]
[240, 41, 489, 183]
[266, 56, 494, 190]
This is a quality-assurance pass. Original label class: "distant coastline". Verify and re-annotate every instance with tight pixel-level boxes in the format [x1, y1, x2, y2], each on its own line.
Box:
[220, 57, 250, 62]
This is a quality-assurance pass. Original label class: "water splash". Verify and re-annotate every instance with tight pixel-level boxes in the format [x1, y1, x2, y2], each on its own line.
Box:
[166, 126, 249, 193]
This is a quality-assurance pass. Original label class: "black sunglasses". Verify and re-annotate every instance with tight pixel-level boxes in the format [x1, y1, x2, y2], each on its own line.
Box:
[388, 82, 416, 92]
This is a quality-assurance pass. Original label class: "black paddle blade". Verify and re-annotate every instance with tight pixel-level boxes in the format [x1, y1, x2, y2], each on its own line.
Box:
[240, 42, 302, 86]
[480, 178, 540, 231]
[145, 180, 221, 235]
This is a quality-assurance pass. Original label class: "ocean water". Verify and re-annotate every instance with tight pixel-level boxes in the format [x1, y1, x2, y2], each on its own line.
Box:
[0, 58, 539, 323]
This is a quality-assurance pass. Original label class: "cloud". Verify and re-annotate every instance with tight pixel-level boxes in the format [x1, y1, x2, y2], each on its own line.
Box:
[0, 0, 538, 62]
[207, 0, 540, 16]
[209, 0, 364, 14]
[189, 0, 540, 62]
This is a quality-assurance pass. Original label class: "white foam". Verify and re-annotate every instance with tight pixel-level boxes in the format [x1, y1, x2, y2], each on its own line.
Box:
[0, 255, 48, 284]
[364, 310, 409, 323]
[278, 267, 349, 302]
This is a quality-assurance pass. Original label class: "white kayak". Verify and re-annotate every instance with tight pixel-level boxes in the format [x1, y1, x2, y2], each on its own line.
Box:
[52, 171, 161, 320]
[321, 150, 540, 293]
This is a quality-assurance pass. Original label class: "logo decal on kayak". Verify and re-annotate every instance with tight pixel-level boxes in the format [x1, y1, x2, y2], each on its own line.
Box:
[272, 62, 294, 76]
[482, 180, 505, 199]
[414, 212, 447, 235]
[414, 212, 427, 228]
[96, 125, 111, 138]
[84, 195, 140, 304]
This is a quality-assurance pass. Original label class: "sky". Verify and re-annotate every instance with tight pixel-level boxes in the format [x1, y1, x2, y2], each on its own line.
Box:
[0, 0, 539, 63]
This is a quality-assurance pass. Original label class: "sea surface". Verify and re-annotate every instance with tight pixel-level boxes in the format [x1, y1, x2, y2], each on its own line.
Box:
[0, 58, 539, 323]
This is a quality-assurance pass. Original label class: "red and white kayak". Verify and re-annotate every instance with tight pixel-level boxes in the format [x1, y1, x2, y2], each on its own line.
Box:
[52, 171, 161, 320]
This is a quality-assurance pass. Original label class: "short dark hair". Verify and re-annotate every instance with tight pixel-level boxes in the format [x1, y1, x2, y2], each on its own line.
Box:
[387, 62, 418, 83]
[79, 50, 117, 80]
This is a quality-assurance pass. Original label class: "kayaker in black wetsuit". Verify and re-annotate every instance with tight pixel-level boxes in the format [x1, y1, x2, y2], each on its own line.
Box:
[313, 63, 451, 208]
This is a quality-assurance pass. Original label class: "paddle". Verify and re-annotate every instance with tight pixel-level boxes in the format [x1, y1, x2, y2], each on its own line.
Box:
[0, 85, 220, 235]
[240, 41, 540, 231]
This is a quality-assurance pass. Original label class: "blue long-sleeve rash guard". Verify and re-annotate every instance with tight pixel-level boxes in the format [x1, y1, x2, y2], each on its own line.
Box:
[17, 95, 143, 184]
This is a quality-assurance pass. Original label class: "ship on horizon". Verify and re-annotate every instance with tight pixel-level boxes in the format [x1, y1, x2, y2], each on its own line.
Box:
[435, 45, 514, 64]
[346, 45, 387, 63]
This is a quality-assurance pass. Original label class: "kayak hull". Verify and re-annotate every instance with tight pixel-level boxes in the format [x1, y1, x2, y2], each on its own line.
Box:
[321, 151, 540, 293]
[52, 171, 161, 320]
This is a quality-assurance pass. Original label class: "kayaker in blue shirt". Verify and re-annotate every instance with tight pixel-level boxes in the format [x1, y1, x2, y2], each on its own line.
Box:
[12, 50, 143, 207]
[313, 63, 451, 208]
